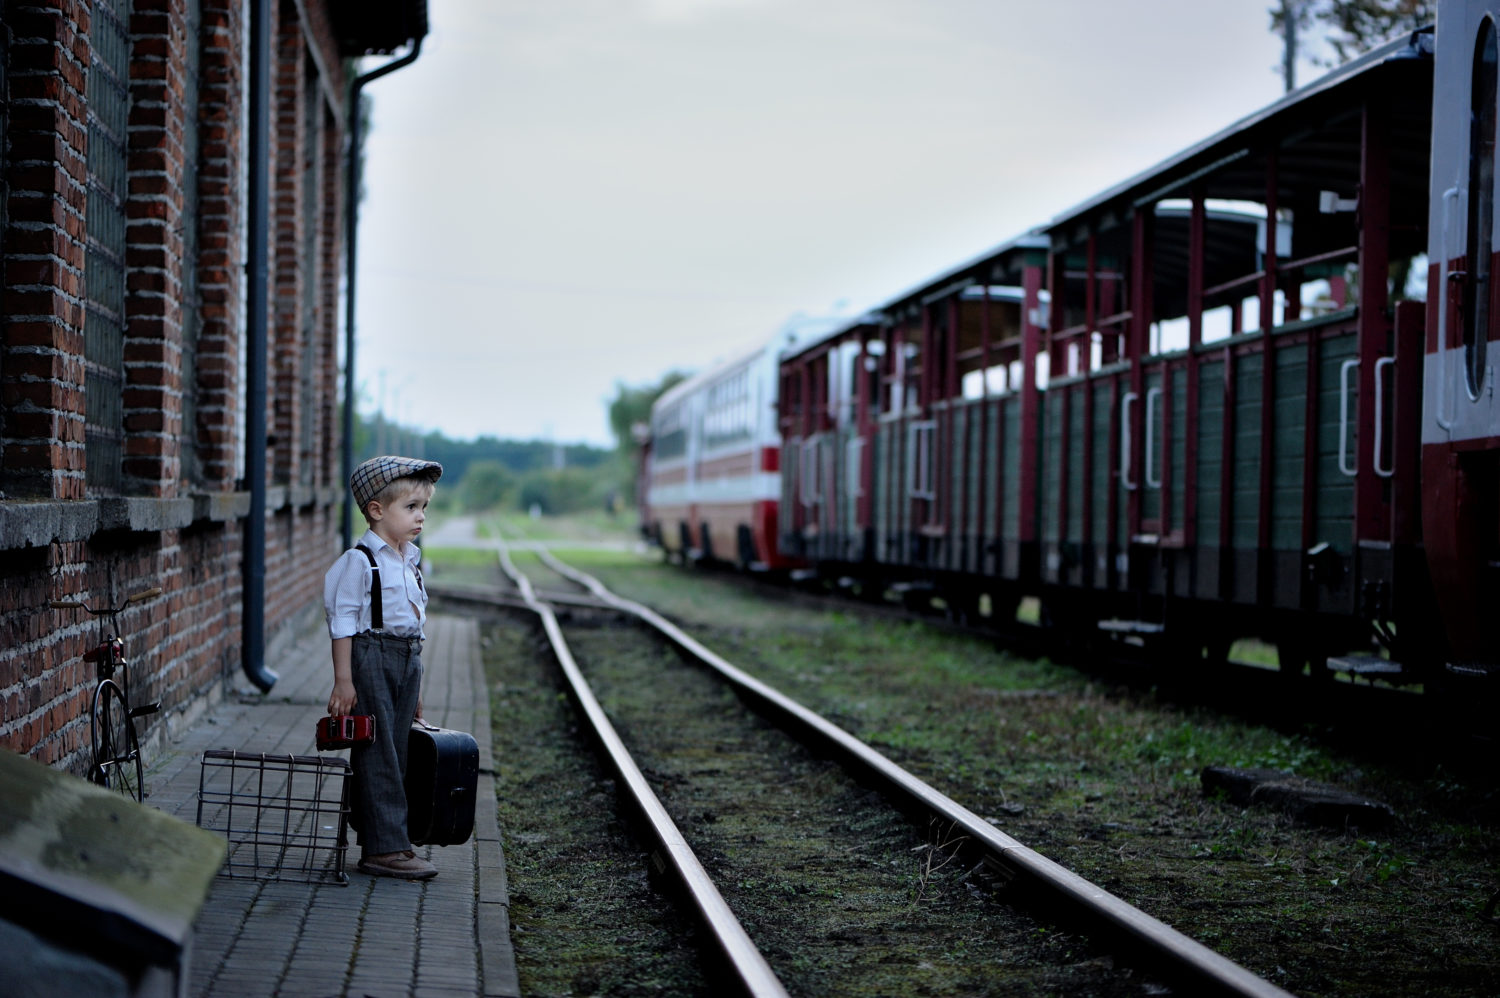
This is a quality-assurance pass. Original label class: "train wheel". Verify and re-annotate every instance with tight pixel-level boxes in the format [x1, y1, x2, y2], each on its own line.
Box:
[1276, 640, 1308, 681]
[1276, 638, 1332, 685]
[736, 526, 755, 571]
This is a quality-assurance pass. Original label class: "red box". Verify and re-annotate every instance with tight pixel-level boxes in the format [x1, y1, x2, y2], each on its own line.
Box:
[315, 714, 376, 750]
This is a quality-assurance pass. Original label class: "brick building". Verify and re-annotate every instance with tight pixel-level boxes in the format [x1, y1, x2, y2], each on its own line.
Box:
[0, 0, 426, 771]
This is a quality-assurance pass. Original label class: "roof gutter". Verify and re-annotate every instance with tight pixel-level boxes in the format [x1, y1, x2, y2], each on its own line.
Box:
[243, 0, 277, 692]
[341, 38, 424, 550]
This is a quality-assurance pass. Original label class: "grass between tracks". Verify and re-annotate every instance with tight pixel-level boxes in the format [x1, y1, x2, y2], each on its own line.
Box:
[429, 517, 1500, 997]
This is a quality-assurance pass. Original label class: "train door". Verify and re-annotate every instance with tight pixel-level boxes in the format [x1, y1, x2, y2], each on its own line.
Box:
[1423, 0, 1500, 670]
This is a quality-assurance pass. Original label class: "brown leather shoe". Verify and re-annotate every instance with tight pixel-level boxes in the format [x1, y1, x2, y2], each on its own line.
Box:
[358, 851, 438, 880]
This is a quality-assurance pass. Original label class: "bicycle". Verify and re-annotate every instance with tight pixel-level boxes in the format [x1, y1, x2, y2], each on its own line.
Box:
[51, 586, 164, 802]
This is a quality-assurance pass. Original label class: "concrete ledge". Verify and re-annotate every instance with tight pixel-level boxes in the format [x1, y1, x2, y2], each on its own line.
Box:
[98, 497, 196, 532]
[0, 491, 347, 551]
[0, 499, 99, 547]
[190, 490, 251, 522]
[273, 485, 345, 511]
[1201, 766, 1395, 829]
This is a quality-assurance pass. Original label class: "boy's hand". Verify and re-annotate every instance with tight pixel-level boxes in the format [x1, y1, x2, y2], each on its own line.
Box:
[328, 679, 357, 715]
[415, 694, 424, 721]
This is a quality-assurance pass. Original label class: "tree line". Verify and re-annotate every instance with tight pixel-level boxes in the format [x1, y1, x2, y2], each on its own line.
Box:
[353, 370, 686, 517]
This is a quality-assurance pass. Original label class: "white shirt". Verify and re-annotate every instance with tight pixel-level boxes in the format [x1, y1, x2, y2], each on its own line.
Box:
[323, 529, 428, 639]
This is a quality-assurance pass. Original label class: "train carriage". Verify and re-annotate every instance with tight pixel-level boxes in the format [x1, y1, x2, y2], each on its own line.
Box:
[1422, 0, 1500, 680]
[652, 0, 1500, 697]
[779, 26, 1441, 676]
[779, 253, 1045, 617]
[644, 318, 843, 570]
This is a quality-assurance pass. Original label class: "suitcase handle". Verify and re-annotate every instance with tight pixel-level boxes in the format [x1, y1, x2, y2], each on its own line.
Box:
[414, 717, 441, 731]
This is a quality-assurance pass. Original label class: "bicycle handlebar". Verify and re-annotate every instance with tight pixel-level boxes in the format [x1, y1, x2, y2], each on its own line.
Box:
[49, 587, 162, 614]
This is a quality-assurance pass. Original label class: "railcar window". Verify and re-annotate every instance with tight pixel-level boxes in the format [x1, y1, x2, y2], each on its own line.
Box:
[908, 421, 936, 499]
[654, 403, 687, 461]
[834, 341, 861, 426]
[704, 368, 753, 448]
[1465, 16, 1497, 399]
[863, 337, 885, 418]
[900, 328, 922, 412]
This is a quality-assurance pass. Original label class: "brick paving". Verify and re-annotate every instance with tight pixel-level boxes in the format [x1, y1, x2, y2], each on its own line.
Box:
[145, 614, 518, 998]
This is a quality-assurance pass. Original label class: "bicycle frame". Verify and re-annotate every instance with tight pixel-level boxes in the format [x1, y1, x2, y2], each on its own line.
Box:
[50, 587, 162, 801]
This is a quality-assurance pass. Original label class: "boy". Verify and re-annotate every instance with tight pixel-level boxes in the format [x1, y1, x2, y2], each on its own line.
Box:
[324, 455, 443, 880]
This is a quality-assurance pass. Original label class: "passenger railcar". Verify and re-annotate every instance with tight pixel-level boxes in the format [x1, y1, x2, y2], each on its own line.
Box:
[778, 14, 1446, 682]
[643, 319, 842, 569]
[1423, 0, 1500, 677]
[648, 0, 1500, 693]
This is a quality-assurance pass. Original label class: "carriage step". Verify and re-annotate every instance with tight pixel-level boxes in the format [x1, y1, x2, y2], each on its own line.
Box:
[1096, 619, 1165, 636]
[1326, 654, 1403, 676]
[1445, 661, 1500, 680]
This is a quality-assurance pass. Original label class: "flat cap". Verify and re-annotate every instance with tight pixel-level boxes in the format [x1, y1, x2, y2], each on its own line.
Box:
[350, 455, 443, 510]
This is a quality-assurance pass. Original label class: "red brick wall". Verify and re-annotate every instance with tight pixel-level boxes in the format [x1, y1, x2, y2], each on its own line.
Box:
[0, 0, 363, 772]
[196, 0, 245, 487]
[1, 1, 91, 501]
[123, 0, 189, 494]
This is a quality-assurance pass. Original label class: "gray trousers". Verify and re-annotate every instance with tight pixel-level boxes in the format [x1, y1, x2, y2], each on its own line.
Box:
[349, 631, 424, 856]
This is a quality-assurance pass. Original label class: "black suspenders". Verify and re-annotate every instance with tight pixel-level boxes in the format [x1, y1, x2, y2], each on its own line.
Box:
[355, 544, 383, 630]
[355, 543, 424, 634]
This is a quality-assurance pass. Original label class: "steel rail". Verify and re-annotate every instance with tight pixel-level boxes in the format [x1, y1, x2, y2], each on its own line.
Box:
[534, 547, 1295, 998]
[492, 543, 790, 998]
[427, 580, 612, 613]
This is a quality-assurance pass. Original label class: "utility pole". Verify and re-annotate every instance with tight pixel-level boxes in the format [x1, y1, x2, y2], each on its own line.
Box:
[1280, 0, 1301, 93]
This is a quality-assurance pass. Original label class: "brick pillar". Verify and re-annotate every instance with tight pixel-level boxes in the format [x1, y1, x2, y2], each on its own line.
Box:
[318, 101, 341, 488]
[121, 0, 190, 495]
[1, 1, 91, 500]
[271, 0, 305, 487]
[195, 0, 245, 489]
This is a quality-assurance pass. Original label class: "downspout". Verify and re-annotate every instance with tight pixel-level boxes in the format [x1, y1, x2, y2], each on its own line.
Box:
[243, 0, 276, 692]
[341, 39, 424, 549]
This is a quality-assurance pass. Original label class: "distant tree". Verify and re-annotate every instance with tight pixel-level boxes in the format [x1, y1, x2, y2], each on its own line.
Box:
[1272, 0, 1435, 82]
[516, 467, 611, 516]
[606, 371, 690, 505]
[607, 371, 689, 455]
[457, 460, 514, 512]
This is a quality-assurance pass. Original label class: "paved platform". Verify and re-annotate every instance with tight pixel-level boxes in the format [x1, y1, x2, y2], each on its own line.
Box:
[144, 614, 519, 998]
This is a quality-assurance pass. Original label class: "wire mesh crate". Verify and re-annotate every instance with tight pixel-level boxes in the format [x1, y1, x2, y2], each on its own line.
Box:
[196, 750, 352, 886]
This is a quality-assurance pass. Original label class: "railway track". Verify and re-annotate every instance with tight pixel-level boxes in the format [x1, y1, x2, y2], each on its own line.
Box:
[433, 540, 1294, 997]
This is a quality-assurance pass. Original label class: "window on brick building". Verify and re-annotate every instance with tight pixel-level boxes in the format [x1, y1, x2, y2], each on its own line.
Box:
[180, 0, 204, 486]
[83, 0, 133, 493]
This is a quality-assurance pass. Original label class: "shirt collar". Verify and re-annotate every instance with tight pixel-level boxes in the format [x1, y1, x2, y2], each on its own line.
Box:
[359, 529, 421, 566]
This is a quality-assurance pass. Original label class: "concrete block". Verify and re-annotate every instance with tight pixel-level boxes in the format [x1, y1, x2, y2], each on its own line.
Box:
[1201, 765, 1395, 829]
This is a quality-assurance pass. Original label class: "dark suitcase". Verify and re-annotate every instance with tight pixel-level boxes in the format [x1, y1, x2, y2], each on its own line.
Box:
[404, 720, 479, 846]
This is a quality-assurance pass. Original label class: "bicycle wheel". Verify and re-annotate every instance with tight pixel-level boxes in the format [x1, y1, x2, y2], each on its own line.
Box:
[91, 679, 143, 802]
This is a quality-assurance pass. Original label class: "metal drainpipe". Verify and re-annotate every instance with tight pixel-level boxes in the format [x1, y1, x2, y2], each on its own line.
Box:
[243, 0, 276, 692]
[341, 39, 424, 549]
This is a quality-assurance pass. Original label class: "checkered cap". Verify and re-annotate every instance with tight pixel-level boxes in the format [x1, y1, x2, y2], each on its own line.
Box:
[350, 455, 443, 510]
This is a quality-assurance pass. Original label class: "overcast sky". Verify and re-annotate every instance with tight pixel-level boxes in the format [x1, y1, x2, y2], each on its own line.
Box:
[353, 0, 1327, 447]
